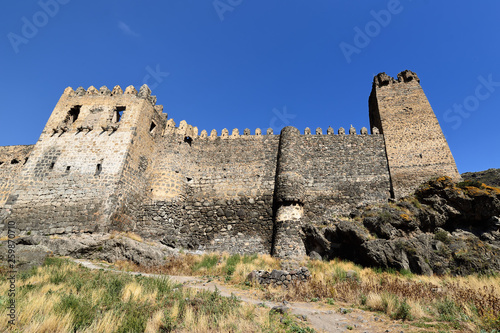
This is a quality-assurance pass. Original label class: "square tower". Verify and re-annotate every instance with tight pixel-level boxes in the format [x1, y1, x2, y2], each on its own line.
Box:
[369, 70, 460, 198]
[1, 84, 165, 234]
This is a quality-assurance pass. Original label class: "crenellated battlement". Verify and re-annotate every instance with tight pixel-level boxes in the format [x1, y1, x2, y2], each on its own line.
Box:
[62, 84, 159, 108]
[46, 84, 166, 136]
[373, 70, 420, 88]
[160, 119, 380, 140]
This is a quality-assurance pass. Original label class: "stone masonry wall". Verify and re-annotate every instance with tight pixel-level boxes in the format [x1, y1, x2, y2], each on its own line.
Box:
[137, 124, 391, 256]
[0, 85, 161, 236]
[137, 132, 280, 254]
[0, 145, 34, 207]
[108, 86, 166, 232]
[369, 71, 460, 198]
[298, 133, 391, 221]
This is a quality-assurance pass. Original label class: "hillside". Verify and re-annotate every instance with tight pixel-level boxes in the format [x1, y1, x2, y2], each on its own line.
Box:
[462, 168, 500, 187]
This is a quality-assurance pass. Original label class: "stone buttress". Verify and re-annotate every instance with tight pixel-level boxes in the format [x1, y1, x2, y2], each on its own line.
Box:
[272, 126, 307, 259]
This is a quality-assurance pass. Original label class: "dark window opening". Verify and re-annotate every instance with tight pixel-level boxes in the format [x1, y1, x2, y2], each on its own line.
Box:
[186, 177, 193, 183]
[149, 121, 157, 134]
[114, 106, 126, 123]
[23, 157, 28, 165]
[184, 136, 192, 146]
[68, 106, 81, 124]
[419, 153, 423, 158]
[49, 162, 55, 170]
[0, 161, 4, 166]
[66, 166, 71, 173]
[11, 159, 19, 165]
[95, 163, 102, 176]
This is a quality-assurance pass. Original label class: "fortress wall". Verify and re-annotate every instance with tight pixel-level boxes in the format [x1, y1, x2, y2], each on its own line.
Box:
[0, 71, 460, 258]
[0, 145, 34, 207]
[294, 134, 391, 220]
[138, 134, 280, 254]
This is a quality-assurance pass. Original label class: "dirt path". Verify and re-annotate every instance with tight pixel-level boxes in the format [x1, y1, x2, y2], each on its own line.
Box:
[72, 259, 409, 333]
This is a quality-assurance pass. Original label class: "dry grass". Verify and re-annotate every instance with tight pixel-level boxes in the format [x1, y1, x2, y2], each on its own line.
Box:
[0, 257, 311, 332]
[109, 231, 144, 242]
[113, 252, 500, 332]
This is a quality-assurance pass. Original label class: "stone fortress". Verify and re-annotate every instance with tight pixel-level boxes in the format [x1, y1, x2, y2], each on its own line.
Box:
[0, 70, 460, 259]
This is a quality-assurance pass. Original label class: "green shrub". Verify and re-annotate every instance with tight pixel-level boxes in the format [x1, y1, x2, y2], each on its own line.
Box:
[162, 310, 178, 332]
[242, 253, 258, 264]
[49, 270, 66, 285]
[116, 300, 149, 333]
[43, 256, 68, 267]
[434, 230, 451, 244]
[56, 294, 96, 330]
[138, 275, 172, 297]
[436, 298, 461, 322]
[457, 180, 483, 189]
[378, 211, 394, 223]
[393, 298, 412, 321]
[225, 254, 241, 277]
[226, 254, 241, 267]
[193, 254, 219, 271]
[399, 269, 414, 278]
[18, 266, 38, 281]
[331, 267, 347, 283]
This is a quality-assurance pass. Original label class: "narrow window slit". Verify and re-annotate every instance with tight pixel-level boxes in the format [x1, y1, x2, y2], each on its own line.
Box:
[150, 121, 157, 134]
[114, 106, 126, 123]
[95, 163, 102, 176]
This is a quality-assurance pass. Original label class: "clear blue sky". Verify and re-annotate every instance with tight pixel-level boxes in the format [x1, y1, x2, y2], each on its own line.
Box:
[1, 1, 499, 173]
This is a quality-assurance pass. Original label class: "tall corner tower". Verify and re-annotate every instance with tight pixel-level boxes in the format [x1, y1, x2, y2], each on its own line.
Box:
[369, 70, 460, 198]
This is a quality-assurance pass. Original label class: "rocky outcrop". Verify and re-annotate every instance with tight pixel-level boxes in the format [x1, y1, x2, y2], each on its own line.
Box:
[0, 233, 177, 271]
[462, 168, 500, 188]
[247, 267, 311, 286]
[301, 177, 500, 275]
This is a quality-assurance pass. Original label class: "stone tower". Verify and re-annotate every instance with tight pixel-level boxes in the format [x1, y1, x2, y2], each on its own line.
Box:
[369, 70, 460, 198]
[1, 84, 165, 234]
